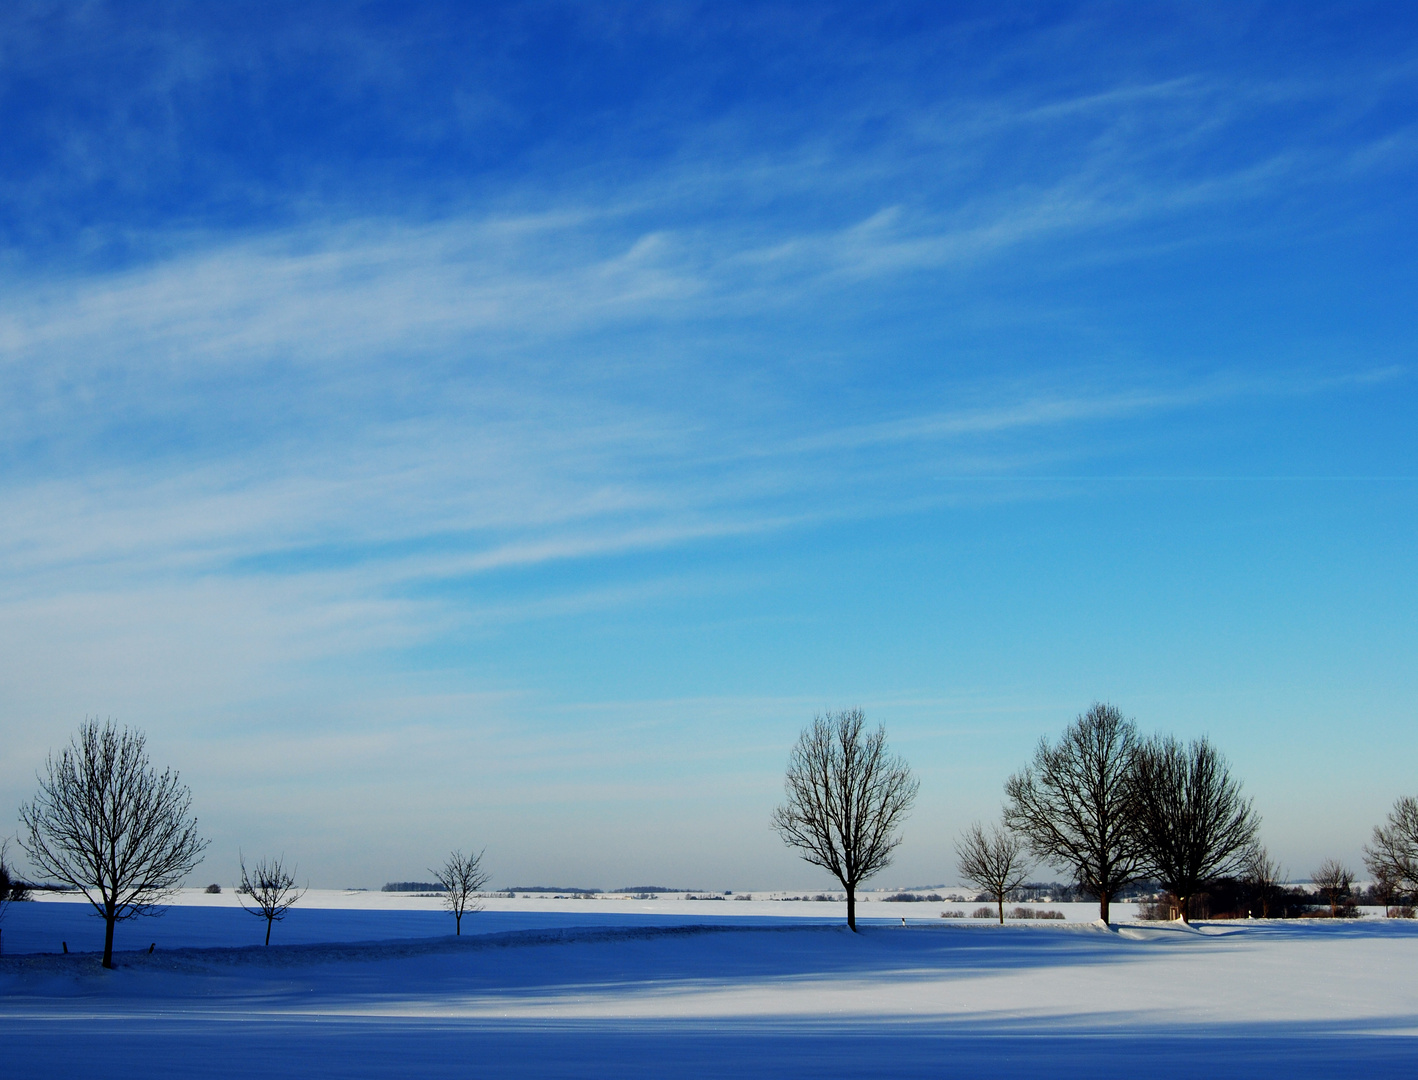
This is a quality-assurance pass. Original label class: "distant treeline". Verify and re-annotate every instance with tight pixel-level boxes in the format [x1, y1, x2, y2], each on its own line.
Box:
[381, 881, 447, 892]
[504, 885, 601, 894]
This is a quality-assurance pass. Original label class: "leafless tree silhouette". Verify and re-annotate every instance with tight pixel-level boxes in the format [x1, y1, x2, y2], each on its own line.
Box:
[1364, 797, 1418, 900]
[955, 822, 1031, 924]
[238, 853, 305, 945]
[1131, 735, 1259, 922]
[1243, 844, 1285, 918]
[19, 720, 207, 968]
[772, 709, 918, 931]
[432, 848, 489, 934]
[1004, 703, 1145, 924]
[1311, 858, 1353, 917]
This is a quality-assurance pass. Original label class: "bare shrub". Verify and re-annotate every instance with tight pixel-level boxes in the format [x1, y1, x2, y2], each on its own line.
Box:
[939, 909, 966, 918]
[972, 906, 995, 919]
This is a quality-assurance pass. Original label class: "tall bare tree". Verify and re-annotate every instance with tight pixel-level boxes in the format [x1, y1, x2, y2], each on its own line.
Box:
[1131, 735, 1259, 923]
[1363, 796, 1418, 897]
[1311, 858, 1353, 917]
[432, 848, 489, 935]
[1004, 703, 1145, 924]
[772, 709, 918, 931]
[955, 822, 1031, 924]
[19, 721, 207, 968]
[238, 853, 305, 945]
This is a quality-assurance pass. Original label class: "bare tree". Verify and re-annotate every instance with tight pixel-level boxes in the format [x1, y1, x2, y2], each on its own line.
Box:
[772, 709, 918, 931]
[955, 822, 1031, 924]
[1311, 858, 1353, 917]
[1003, 703, 1145, 924]
[1130, 735, 1259, 923]
[432, 848, 489, 935]
[1243, 844, 1285, 918]
[238, 853, 305, 945]
[1364, 796, 1418, 898]
[19, 721, 207, 968]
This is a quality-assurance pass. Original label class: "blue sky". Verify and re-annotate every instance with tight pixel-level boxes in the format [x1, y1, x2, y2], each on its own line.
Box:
[2, 2, 1416, 890]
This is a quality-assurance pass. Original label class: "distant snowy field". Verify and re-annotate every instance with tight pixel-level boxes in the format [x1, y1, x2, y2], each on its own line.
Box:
[3, 890, 1416, 1077]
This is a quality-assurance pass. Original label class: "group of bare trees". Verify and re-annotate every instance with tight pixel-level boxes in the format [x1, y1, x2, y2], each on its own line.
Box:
[774, 703, 1262, 928]
[10, 719, 490, 965]
[997, 703, 1259, 924]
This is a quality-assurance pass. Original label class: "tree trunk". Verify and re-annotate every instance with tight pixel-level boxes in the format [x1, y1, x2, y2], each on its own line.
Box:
[846, 885, 857, 932]
[996, 896, 1004, 925]
[455, 912, 462, 936]
[1177, 894, 1190, 924]
[1099, 890, 1110, 925]
[102, 912, 116, 969]
[265, 917, 273, 946]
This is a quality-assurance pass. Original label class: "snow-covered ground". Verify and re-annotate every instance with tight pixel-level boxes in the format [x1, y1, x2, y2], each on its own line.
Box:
[3, 890, 1415, 1077]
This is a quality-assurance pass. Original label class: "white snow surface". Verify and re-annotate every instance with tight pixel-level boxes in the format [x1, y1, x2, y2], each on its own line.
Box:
[3, 890, 1416, 1077]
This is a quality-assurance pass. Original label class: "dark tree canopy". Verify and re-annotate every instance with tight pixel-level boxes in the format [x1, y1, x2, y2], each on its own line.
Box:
[432, 848, 490, 935]
[772, 709, 918, 931]
[1131, 735, 1259, 922]
[19, 720, 207, 967]
[1003, 703, 1145, 924]
[955, 821, 1031, 925]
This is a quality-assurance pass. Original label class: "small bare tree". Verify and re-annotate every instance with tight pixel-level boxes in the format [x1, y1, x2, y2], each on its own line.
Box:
[1311, 858, 1353, 917]
[19, 721, 208, 968]
[1004, 703, 1146, 924]
[1243, 844, 1285, 918]
[1130, 735, 1259, 923]
[1364, 796, 1418, 899]
[432, 848, 489, 935]
[955, 822, 1031, 924]
[772, 709, 918, 931]
[238, 853, 305, 945]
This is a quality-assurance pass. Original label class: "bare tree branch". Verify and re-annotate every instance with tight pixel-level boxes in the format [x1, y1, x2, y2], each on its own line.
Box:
[771, 709, 918, 931]
[18, 720, 207, 968]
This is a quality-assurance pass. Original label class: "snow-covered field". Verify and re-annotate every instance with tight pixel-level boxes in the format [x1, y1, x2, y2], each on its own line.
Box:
[3, 890, 1416, 1077]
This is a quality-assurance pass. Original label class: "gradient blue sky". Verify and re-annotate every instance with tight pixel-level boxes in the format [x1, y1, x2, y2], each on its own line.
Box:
[2, 2, 1415, 890]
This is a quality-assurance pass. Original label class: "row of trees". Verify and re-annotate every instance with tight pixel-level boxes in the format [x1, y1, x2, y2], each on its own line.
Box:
[774, 703, 1415, 929]
[9, 720, 488, 966]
